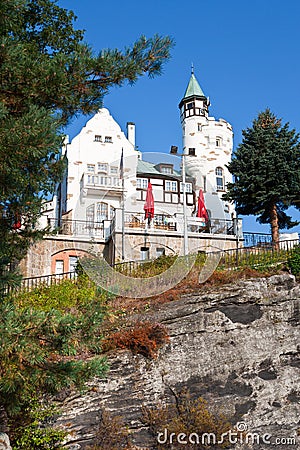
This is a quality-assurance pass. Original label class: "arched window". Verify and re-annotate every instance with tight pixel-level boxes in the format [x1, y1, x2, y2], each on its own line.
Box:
[86, 203, 114, 225]
[215, 167, 224, 191]
[96, 202, 108, 222]
[216, 136, 222, 147]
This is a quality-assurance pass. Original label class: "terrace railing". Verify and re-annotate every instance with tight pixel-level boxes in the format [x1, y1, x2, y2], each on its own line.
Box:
[123, 213, 235, 235]
[2, 271, 77, 296]
[243, 232, 273, 248]
[4, 238, 300, 295]
[48, 218, 108, 239]
[124, 212, 177, 231]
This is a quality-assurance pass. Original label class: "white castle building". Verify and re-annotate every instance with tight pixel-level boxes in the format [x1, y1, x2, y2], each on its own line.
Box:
[22, 71, 240, 277]
[55, 70, 235, 226]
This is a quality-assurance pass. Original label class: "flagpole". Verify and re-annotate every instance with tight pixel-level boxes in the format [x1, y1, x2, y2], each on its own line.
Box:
[122, 177, 125, 261]
[182, 153, 188, 256]
[120, 148, 125, 261]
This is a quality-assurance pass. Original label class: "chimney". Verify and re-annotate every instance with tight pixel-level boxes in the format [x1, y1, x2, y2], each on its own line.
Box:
[127, 122, 135, 148]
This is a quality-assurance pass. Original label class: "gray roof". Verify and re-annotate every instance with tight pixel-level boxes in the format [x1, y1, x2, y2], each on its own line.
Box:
[137, 159, 181, 178]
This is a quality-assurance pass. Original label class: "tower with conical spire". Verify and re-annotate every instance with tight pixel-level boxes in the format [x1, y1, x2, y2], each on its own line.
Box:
[179, 68, 235, 220]
[179, 65, 210, 121]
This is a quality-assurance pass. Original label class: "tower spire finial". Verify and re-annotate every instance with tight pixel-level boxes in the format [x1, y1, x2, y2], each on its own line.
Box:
[191, 62, 194, 74]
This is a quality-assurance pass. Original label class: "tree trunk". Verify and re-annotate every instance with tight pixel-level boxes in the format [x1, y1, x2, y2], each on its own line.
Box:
[270, 203, 279, 250]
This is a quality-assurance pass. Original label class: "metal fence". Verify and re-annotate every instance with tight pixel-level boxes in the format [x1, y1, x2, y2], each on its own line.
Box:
[48, 218, 106, 238]
[3, 271, 77, 296]
[124, 213, 235, 235]
[3, 238, 300, 295]
[211, 238, 299, 270]
[243, 232, 274, 247]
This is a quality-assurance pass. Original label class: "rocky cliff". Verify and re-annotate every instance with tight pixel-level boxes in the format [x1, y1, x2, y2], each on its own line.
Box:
[54, 274, 300, 449]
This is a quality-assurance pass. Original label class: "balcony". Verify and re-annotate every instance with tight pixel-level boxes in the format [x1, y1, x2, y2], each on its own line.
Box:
[122, 213, 235, 235]
[48, 218, 112, 240]
[124, 212, 177, 231]
[80, 173, 122, 196]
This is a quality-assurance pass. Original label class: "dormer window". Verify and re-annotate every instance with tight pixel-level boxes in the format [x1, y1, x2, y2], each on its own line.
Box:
[94, 135, 102, 142]
[161, 166, 173, 174]
[155, 163, 174, 175]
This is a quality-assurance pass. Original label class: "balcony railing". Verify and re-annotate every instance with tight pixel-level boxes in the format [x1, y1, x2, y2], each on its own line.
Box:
[80, 173, 122, 192]
[48, 218, 110, 239]
[123, 213, 235, 235]
[124, 212, 177, 231]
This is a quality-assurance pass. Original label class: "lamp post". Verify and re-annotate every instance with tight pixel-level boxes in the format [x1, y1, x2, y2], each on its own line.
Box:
[170, 146, 193, 256]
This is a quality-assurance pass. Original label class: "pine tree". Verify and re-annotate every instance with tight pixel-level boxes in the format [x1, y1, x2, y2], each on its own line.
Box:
[224, 109, 300, 247]
[0, 0, 173, 291]
[0, 276, 108, 443]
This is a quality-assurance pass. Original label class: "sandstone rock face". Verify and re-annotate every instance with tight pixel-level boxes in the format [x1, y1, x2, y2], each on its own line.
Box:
[0, 433, 11, 450]
[55, 274, 300, 449]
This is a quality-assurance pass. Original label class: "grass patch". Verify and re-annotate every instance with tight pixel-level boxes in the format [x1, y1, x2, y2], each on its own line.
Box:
[11, 273, 111, 313]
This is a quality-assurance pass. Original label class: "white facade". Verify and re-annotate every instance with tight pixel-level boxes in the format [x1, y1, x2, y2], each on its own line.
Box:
[57, 108, 139, 224]
[179, 72, 234, 220]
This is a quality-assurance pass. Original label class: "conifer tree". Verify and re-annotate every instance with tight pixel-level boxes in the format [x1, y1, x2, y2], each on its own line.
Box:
[224, 109, 300, 247]
[0, 0, 173, 290]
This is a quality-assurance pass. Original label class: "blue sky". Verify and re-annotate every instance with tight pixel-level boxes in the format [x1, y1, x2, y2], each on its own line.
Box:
[58, 0, 300, 234]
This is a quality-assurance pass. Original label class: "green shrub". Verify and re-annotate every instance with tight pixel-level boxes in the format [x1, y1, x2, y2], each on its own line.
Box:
[12, 274, 108, 312]
[11, 397, 66, 450]
[287, 245, 300, 276]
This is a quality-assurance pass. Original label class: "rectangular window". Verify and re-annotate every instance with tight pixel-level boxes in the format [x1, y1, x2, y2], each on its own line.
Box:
[140, 246, 149, 261]
[94, 135, 102, 142]
[98, 163, 108, 173]
[180, 182, 192, 193]
[87, 164, 95, 173]
[203, 175, 207, 192]
[165, 180, 177, 192]
[156, 247, 165, 257]
[86, 205, 95, 224]
[55, 260, 64, 275]
[69, 256, 78, 273]
[216, 177, 224, 191]
[198, 123, 202, 132]
[110, 166, 118, 174]
[104, 136, 112, 143]
[137, 178, 148, 189]
[216, 138, 221, 147]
